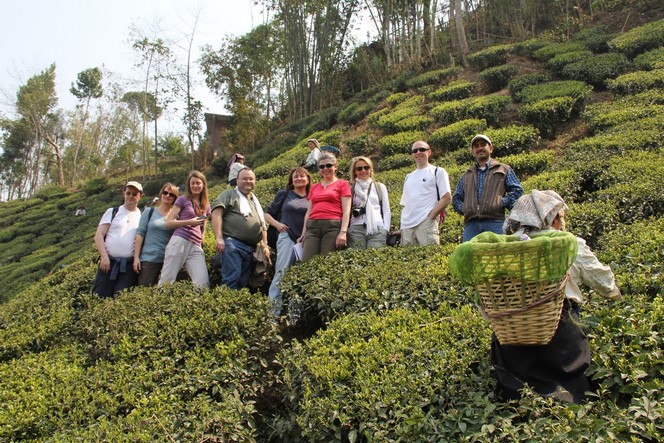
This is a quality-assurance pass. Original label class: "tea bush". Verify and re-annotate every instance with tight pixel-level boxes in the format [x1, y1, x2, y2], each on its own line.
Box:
[573, 25, 616, 53]
[568, 129, 661, 154]
[500, 149, 555, 178]
[521, 169, 581, 202]
[513, 38, 552, 57]
[405, 66, 462, 89]
[561, 53, 630, 87]
[597, 217, 663, 297]
[547, 50, 593, 73]
[372, 105, 421, 133]
[607, 69, 664, 95]
[428, 80, 475, 102]
[583, 102, 664, 132]
[430, 95, 511, 126]
[375, 153, 412, 171]
[393, 114, 434, 132]
[608, 18, 664, 57]
[508, 73, 552, 101]
[385, 91, 412, 106]
[376, 130, 427, 156]
[344, 133, 375, 157]
[519, 96, 576, 138]
[515, 80, 593, 106]
[338, 100, 377, 125]
[429, 118, 487, 152]
[483, 124, 540, 156]
[468, 44, 513, 70]
[533, 42, 588, 61]
[280, 245, 468, 325]
[633, 47, 664, 70]
[275, 306, 492, 442]
[478, 64, 518, 92]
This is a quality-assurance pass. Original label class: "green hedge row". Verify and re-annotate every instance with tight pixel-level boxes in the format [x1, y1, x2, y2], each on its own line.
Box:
[547, 50, 593, 74]
[429, 118, 487, 152]
[520, 96, 576, 138]
[508, 73, 552, 100]
[427, 80, 475, 102]
[515, 80, 593, 105]
[561, 53, 630, 88]
[478, 64, 518, 92]
[607, 69, 664, 95]
[608, 18, 664, 57]
[633, 47, 664, 70]
[376, 130, 427, 157]
[405, 66, 462, 89]
[533, 42, 588, 61]
[468, 44, 513, 70]
[430, 95, 511, 126]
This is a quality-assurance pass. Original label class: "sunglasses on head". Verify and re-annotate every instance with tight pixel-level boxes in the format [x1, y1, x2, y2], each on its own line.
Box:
[319, 163, 335, 170]
[162, 190, 177, 198]
[411, 147, 429, 153]
[355, 165, 371, 172]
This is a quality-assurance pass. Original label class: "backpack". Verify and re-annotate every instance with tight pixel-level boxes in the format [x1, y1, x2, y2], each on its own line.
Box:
[103, 205, 121, 241]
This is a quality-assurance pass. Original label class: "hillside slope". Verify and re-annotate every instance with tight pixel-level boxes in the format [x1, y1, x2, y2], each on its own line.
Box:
[0, 17, 662, 442]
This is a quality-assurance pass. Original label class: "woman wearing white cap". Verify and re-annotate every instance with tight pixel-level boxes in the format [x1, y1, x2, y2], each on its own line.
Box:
[227, 153, 246, 186]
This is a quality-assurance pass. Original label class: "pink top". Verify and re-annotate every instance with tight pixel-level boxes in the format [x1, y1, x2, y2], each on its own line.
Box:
[308, 180, 351, 220]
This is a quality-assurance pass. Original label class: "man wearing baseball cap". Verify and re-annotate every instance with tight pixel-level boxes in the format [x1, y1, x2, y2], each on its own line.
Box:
[452, 134, 523, 242]
[92, 181, 143, 297]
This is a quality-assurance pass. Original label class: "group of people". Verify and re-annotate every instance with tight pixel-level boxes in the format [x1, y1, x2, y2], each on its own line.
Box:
[93, 135, 619, 404]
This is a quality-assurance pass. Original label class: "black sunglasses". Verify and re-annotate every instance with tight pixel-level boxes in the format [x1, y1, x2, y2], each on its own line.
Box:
[319, 163, 335, 170]
[411, 147, 429, 153]
[162, 190, 177, 198]
[355, 165, 371, 172]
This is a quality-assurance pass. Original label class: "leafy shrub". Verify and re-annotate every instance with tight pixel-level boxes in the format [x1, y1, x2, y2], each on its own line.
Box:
[561, 53, 630, 87]
[515, 80, 593, 106]
[376, 131, 427, 156]
[385, 92, 412, 106]
[430, 95, 511, 126]
[547, 50, 593, 73]
[568, 129, 662, 154]
[608, 18, 664, 57]
[405, 66, 462, 88]
[509, 73, 552, 100]
[513, 38, 553, 57]
[583, 102, 664, 133]
[521, 169, 581, 202]
[429, 118, 487, 152]
[393, 114, 434, 132]
[478, 64, 518, 92]
[338, 101, 376, 125]
[428, 80, 475, 102]
[375, 153, 412, 171]
[500, 149, 555, 178]
[253, 143, 309, 180]
[275, 306, 492, 442]
[633, 47, 664, 70]
[597, 217, 663, 297]
[572, 25, 616, 52]
[533, 42, 588, 61]
[344, 133, 375, 157]
[484, 124, 541, 156]
[82, 177, 109, 195]
[298, 106, 340, 139]
[519, 96, 576, 138]
[372, 106, 420, 133]
[566, 200, 620, 249]
[280, 245, 468, 325]
[607, 69, 664, 95]
[468, 44, 513, 70]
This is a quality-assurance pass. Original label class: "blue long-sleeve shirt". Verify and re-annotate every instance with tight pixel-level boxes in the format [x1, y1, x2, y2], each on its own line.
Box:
[452, 159, 523, 214]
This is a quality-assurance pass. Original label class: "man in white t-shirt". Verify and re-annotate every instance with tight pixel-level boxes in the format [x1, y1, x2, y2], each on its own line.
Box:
[399, 140, 451, 246]
[93, 181, 143, 297]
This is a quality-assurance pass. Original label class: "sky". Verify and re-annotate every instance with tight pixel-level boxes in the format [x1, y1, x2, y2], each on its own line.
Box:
[0, 0, 267, 131]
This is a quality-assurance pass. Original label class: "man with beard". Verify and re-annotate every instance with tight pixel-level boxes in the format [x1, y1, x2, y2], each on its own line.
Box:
[452, 134, 523, 242]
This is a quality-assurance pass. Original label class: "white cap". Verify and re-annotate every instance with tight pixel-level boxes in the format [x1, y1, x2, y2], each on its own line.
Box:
[470, 134, 492, 147]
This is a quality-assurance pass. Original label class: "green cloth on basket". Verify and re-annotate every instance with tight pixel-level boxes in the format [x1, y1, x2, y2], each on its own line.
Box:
[449, 231, 578, 286]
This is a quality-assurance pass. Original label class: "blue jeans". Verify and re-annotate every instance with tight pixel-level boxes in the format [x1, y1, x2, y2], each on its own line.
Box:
[463, 219, 505, 242]
[221, 237, 255, 289]
[268, 231, 296, 316]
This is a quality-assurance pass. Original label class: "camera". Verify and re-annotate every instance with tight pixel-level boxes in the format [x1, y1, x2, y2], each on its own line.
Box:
[352, 206, 366, 217]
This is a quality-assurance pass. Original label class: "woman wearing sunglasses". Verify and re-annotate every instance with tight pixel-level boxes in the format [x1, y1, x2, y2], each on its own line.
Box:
[298, 153, 351, 261]
[133, 183, 179, 286]
[159, 170, 212, 289]
[347, 156, 391, 249]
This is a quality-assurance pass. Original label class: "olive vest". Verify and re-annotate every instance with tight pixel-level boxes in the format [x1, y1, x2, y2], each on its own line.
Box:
[461, 160, 510, 222]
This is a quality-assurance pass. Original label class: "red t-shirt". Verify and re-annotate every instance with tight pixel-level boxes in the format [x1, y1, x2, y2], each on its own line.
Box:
[308, 179, 351, 220]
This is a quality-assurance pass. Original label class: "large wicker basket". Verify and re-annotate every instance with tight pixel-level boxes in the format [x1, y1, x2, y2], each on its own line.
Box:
[476, 274, 568, 345]
[449, 231, 578, 346]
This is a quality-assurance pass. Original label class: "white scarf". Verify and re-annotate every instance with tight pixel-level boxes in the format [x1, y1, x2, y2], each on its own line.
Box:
[354, 179, 381, 235]
[236, 188, 267, 229]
